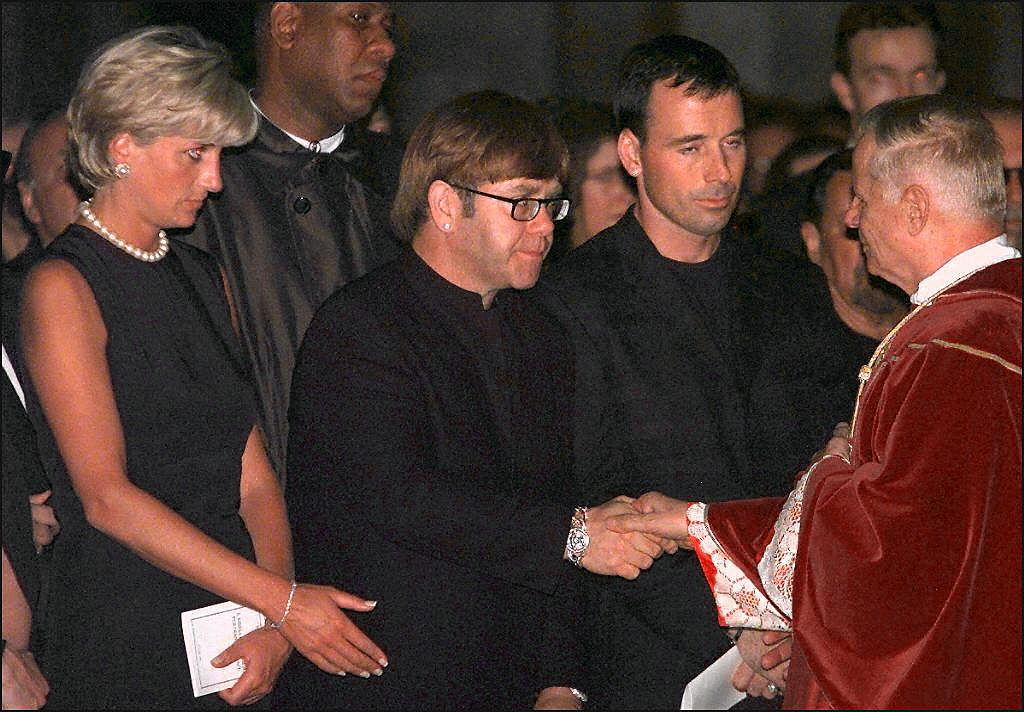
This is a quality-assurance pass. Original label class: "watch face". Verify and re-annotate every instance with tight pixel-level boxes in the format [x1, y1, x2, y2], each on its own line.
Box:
[568, 528, 590, 554]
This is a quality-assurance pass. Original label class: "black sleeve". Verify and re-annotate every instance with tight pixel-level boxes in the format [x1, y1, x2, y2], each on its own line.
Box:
[531, 567, 585, 697]
[534, 281, 635, 503]
[287, 295, 572, 596]
[2, 373, 45, 609]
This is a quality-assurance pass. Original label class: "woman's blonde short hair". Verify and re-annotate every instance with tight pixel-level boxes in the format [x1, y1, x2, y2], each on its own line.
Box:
[67, 25, 258, 193]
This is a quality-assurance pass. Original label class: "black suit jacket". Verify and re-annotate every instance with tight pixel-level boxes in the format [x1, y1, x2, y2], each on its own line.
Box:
[539, 212, 822, 708]
[279, 249, 583, 709]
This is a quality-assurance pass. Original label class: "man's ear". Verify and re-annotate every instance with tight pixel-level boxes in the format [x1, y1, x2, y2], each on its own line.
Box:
[427, 180, 459, 233]
[800, 221, 823, 266]
[934, 68, 947, 93]
[830, 72, 856, 115]
[269, 2, 302, 51]
[901, 184, 929, 236]
[17, 181, 42, 227]
[618, 129, 642, 179]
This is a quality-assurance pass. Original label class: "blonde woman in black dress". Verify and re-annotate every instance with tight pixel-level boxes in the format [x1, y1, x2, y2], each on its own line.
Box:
[20, 26, 386, 708]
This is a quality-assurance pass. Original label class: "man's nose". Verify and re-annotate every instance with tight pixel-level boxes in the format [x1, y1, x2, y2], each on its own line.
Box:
[892, 74, 920, 99]
[367, 25, 396, 62]
[704, 147, 732, 184]
[845, 198, 861, 229]
[1005, 166, 1022, 204]
[528, 205, 556, 234]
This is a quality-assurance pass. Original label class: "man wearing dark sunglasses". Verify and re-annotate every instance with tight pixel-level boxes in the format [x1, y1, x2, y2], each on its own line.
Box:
[281, 91, 665, 709]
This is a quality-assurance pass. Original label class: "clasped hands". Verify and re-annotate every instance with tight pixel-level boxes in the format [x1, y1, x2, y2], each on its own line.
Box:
[574, 495, 674, 579]
[589, 493, 791, 698]
[579, 492, 694, 579]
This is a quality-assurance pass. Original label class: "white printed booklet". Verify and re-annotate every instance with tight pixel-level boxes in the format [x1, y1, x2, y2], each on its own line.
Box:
[181, 600, 266, 697]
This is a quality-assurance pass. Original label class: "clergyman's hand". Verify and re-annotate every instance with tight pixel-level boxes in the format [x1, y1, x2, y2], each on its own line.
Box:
[732, 660, 780, 700]
[731, 629, 791, 698]
[759, 630, 792, 674]
[580, 496, 663, 579]
[811, 422, 851, 463]
[605, 491, 694, 550]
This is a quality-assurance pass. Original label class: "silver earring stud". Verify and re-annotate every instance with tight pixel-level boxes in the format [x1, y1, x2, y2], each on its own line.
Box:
[114, 163, 131, 178]
[443, 223, 451, 230]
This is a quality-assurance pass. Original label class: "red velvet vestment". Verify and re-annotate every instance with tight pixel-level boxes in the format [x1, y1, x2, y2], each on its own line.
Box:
[693, 259, 1022, 709]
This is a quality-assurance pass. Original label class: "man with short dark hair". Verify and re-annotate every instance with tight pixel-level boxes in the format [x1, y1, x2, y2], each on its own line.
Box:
[181, 2, 402, 482]
[830, 2, 946, 135]
[751, 3, 947, 261]
[541, 34, 814, 707]
[755, 151, 910, 454]
[739, 153, 912, 486]
[280, 91, 663, 709]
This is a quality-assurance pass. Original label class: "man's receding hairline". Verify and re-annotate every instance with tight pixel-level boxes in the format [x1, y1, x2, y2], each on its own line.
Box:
[848, 24, 939, 65]
[640, 81, 742, 134]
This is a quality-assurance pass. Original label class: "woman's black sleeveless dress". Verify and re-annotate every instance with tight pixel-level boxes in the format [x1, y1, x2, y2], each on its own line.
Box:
[37, 224, 259, 709]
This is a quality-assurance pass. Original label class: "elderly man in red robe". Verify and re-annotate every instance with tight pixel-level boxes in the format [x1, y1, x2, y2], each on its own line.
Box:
[610, 94, 1021, 709]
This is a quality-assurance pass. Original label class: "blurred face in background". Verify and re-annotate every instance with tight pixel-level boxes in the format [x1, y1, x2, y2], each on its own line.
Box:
[831, 26, 945, 129]
[570, 138, 635, 248]
[802, 169, 906, 316]
[744, 123, 798, 196]
[987, 112, 1022, 249]
[2, 121, 31, 262]
[18, 117, 79, 246]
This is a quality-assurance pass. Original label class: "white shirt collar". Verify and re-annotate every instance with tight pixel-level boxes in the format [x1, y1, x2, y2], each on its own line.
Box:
[249, 95, 346, 153]
[2, 344, 26, 409]
[910, 234, 1020, 305]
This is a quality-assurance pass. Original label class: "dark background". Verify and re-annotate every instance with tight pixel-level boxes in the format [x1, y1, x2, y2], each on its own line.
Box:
[3, 2, 1021, 139]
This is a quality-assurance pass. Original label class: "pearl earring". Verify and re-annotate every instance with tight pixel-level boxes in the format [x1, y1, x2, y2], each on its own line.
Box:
[443, 223, 451, 231]
[114, 163, 131, 178]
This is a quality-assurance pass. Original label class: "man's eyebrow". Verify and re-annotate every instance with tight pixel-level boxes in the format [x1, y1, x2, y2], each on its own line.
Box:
[507, 181, 562, 197]
[861, 63, 899, 73]
[666, 127, 744, 147]
[667, 134, 707, 146]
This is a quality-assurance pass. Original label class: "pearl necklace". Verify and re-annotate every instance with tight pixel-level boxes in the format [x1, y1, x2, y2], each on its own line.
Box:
[78, 200, 170, 263]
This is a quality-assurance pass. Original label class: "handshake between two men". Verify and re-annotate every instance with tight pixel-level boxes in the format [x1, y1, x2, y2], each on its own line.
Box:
[567, 493, 791, 701]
